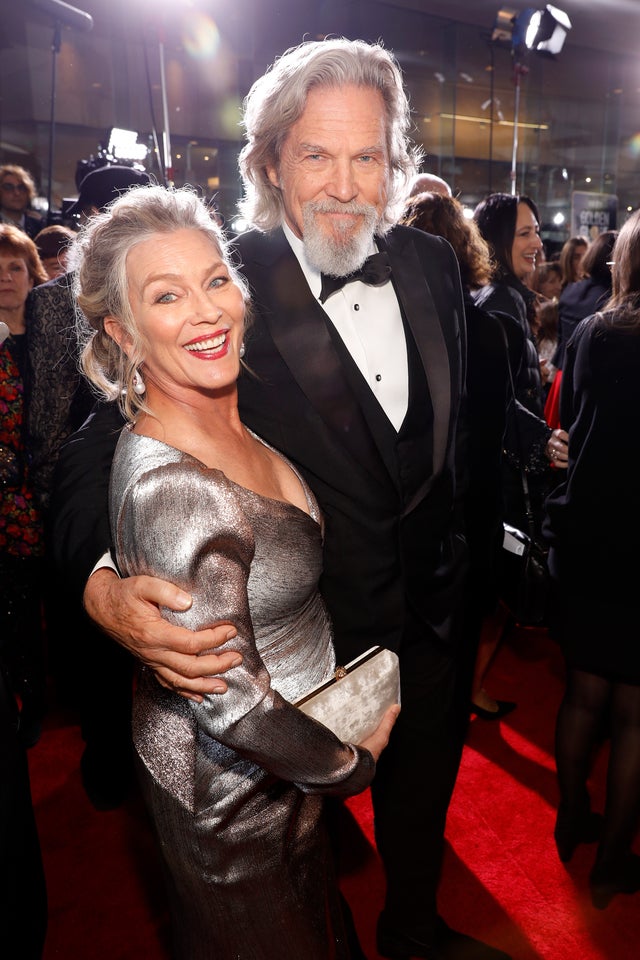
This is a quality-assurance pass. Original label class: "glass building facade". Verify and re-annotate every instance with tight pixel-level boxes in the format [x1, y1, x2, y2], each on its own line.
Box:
[1, 0, 638, 250]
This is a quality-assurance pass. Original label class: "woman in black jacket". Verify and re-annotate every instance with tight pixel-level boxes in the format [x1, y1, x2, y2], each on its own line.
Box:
[472, 194, 567, 535]
[552, 230, 617, 371]
[463, 194, 569, 718]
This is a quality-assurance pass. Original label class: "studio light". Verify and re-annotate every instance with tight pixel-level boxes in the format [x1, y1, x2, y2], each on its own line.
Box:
[107, 128, 148, 163]
[493, 5, 572, 57]
[521, 4, 572, 56]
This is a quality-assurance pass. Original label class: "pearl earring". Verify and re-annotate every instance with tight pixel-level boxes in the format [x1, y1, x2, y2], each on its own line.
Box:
[239, 342, 246, 359]
[132, 369, 146, 396]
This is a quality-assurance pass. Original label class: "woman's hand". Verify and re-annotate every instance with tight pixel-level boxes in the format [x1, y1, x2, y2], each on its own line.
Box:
[360, 704, 401, 762]
[546, 428, 569, 469]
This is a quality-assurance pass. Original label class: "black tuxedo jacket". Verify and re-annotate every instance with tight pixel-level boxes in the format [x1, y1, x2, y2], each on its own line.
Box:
[51, 224, 467, 664]
[233, 225, 467, 662]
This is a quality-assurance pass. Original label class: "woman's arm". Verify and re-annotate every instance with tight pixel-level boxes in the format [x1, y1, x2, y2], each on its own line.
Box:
[50, 401, 241, 698]
[115, 460, 378, 796]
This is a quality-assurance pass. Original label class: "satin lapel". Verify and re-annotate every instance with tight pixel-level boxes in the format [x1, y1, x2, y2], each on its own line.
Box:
[379, 232, 452, 480]
[244, 230, 390, 480]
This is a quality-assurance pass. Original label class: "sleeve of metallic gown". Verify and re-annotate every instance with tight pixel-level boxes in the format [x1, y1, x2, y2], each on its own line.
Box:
[113, 460, 375, 797]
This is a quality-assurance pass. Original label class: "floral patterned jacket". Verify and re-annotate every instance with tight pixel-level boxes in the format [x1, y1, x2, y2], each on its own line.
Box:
[26, 272, 95, 512]
[0, 337, 43, 558]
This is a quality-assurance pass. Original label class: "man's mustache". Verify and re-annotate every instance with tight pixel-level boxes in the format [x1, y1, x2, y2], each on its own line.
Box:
[306, 200, 374, 217]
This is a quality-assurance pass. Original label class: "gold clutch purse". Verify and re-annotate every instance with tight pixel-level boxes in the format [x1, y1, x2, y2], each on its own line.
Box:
[295, 646, 400, 743]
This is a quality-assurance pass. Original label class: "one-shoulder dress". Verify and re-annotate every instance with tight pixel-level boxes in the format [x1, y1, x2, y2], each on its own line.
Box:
[109, 426, 375, 960]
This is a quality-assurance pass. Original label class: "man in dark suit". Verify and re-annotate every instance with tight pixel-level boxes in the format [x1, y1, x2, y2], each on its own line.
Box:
[52, 39, 510, 960]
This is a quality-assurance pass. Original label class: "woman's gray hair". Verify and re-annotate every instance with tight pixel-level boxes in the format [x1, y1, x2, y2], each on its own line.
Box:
[238, 38, 422, 234]
[69, 184, 249, 422]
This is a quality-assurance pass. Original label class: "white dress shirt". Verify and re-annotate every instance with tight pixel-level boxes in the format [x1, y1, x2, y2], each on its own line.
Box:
[283, 223, 409, 431]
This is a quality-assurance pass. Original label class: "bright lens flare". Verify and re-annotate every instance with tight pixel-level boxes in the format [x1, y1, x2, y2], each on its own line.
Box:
[182, 12, 220, 60]
[628, 133, 640, 159]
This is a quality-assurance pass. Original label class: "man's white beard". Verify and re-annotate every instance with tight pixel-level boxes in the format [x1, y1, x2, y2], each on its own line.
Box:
[302, 200, 380, 277]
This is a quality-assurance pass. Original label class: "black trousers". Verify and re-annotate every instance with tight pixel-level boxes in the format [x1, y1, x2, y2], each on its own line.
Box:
[0, 667, 47, 958]
[370, 615, 470, 943]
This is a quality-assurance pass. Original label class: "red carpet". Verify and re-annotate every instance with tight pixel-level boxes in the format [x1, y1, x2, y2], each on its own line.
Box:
[29, 626, 640, 959]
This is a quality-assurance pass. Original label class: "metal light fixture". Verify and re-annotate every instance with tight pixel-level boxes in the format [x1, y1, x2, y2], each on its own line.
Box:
[107, 128, 148, 163]
[492, 5, 571, 55]
[515, 4, 572, 56]
[491, 7, 518, 44]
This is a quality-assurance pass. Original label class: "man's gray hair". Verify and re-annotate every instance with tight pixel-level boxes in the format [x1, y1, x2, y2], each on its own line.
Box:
[238, 38, 422, 234]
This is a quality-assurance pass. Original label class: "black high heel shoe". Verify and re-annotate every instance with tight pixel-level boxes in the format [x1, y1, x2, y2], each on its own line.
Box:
[470, 700, 517, 721]
[376, 914, 512, 960]
[554, 805, 603, 863]
[590, 853, 640, 909]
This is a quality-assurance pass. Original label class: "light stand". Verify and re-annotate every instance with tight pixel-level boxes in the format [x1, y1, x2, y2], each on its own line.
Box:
[31, 0, 93, 223]
[142, 14, 172, 187]
[46, 19, 62, 222]
[492, 4, 571, 196]
[157, 24, 173, 185]
[510, 58, 529, 196]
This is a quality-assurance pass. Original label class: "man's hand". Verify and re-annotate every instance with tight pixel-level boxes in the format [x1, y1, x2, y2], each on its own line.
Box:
[84, 569, 241, 702]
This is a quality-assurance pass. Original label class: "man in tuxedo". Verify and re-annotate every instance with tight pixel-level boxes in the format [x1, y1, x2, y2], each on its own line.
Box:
[52, 39, 510, 960]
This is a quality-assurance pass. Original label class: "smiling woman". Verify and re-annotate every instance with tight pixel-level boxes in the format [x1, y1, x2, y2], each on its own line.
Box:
[72, 187, 249, 424]
[468, 193, 565, 716]
[104, 227, 247, 429]
[511, 202, 544, 283]
[471, 193, 563, 523]
[69, 184, 398, 960]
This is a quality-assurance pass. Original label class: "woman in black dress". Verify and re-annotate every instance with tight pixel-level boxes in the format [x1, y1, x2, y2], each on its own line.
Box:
[545, 208, 640, 909]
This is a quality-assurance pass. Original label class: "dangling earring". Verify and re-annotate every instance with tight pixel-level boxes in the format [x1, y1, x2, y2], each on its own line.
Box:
[239, 342, 246, 359]
[132, 369, 146, 396]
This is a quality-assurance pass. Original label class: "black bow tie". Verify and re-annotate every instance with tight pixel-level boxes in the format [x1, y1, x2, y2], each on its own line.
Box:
[319, 251, 392, 304]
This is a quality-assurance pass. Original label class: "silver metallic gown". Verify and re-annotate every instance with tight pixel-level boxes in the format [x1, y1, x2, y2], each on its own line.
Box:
[109, 426, 375, 960]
